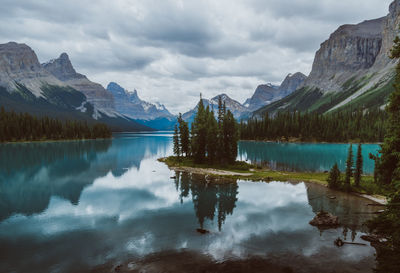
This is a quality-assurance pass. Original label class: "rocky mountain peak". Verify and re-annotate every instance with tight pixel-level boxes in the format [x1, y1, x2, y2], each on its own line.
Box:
[42, 52, 85, 81]
[0, 42, 42, 74]
[0, 42, 64, 96]
[106, 82, 174, 120]
[280, 72, 307, 96]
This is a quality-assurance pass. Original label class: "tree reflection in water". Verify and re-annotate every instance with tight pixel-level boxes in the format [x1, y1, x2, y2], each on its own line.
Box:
[173, 171, 238, 231]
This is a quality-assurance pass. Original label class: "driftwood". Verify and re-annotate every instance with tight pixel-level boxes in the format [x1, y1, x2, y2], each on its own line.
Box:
[334, 238, 367, 247]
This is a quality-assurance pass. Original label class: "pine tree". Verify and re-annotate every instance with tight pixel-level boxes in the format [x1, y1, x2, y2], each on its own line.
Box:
[345, 144, 354, 190]
[173, 124, 180, 157]
[178, 113, 190, 157]
[354, 143, 363, 187]
[327, 163, 341, 189]
[206, 109, 218, 163]
[191, 96, 207, 163]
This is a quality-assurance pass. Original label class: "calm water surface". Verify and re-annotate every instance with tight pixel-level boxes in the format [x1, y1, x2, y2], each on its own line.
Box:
[239, 141, 380, 174]
[0, 133, 381, 272]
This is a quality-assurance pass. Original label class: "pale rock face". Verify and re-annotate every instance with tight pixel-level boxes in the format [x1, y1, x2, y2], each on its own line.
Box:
[0, 42, 64, 96]
[43, 53, 115, 112]
[303, 18, 385, 91]
[303, 0, 400, 93]
[106, 82, 174, 120]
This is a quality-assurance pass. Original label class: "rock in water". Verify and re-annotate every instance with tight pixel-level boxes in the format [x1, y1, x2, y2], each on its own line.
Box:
[309, 211, 339, 228]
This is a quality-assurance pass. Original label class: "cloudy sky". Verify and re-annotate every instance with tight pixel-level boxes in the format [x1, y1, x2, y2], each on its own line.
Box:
[0, 0, 393, 113]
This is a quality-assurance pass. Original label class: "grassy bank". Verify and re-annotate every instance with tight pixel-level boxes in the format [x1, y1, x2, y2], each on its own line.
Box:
[159, 156, 386, 197]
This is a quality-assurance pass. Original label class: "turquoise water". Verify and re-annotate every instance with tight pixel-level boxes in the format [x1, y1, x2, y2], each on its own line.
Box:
[239, 141, 380, 174]
[0, 134, 380, 272]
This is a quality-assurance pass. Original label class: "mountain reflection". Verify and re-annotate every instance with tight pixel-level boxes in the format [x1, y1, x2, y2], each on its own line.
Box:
[0, 134, 170, 221]
[174, 171, 238, 231]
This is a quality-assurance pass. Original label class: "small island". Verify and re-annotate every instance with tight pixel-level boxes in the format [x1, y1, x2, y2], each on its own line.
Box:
[159, 96, 386, 204]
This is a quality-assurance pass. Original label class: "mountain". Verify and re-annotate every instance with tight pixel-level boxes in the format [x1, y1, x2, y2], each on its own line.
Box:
[255, 0, 400, 116]
[106, 82, 176, 130]
[182, 94, 249, 124]
[244, 73, 306, 111]
[43, 53, 115, 114]
[0, 42, 151, 132]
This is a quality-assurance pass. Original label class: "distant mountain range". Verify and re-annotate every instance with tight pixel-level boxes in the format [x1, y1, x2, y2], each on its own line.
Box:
[1, 0, 399, 131]
[0, 42, 174, 131]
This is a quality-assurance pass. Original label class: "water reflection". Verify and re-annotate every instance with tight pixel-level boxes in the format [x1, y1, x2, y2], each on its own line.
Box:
[0, 134, 170, 221]
[0, 134, 381, 272]
[238, 141, 379, 174]
[174, 171, 238, 231]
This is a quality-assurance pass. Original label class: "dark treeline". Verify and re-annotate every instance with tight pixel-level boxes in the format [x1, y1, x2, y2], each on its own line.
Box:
[363, 36, 400, 273]
[240, 109, 386, 143]
[174, 95, 239, 164]
[0, 107, 111, 142]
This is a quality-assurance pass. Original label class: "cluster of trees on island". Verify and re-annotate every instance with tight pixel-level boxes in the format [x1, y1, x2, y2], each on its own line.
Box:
[0, 107, 111, 142]
[173, 96, 239, 164]
[240, 108, 386, 143]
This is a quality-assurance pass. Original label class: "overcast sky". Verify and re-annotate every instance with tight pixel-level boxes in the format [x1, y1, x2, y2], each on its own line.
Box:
[0, 0, 393, 113]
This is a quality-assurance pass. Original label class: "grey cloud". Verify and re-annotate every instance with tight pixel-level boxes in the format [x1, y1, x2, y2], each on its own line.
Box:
[0, 0, 393, 113]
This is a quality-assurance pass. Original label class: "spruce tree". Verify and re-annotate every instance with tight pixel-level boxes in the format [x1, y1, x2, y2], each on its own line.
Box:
[327, 163, 341, 189]
[206, 109, 218, 163]
[191, 96, 207, 163]
[345, 144, 354, 190]
[178, 113, 190, 157]
[173, 124, 180, 157]
[354, 143, 363, 187]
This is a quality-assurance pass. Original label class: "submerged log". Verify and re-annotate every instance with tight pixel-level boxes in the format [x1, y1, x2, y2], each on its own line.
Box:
[196, 228, 210, 234]
[309, 211, 339, 228]
[334, 238, 367, 247]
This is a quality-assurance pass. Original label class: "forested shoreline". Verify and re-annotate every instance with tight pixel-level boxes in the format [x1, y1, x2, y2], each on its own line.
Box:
[240, 109, 386, 143]
[0, 107, 112, 142]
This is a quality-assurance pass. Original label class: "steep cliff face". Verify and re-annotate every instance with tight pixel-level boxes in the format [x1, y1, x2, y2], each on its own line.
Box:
[303, 18, 384, 91]
[43, 53, 115, 112]
[106, 82, 174, 120]
[0, 42, 64, 96]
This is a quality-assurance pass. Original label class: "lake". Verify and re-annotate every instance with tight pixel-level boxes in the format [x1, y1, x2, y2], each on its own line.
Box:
[238, 141, 380, 174]
[0, 133, 381, 272]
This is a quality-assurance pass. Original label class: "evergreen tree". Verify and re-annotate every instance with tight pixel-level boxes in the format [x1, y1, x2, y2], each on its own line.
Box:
[216, 95, 225, 162]
[344, 144, 354, 190]
[223, 110, 238, 163]
[173, 124, 180, 157]
[178, 113, 190, 157]
[327, 163, 341, 189]
[206, 109, 218, 163]
[366, 32, 400, 273]
[191, 96, 207, 163]
[354, 143, 363, 187]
